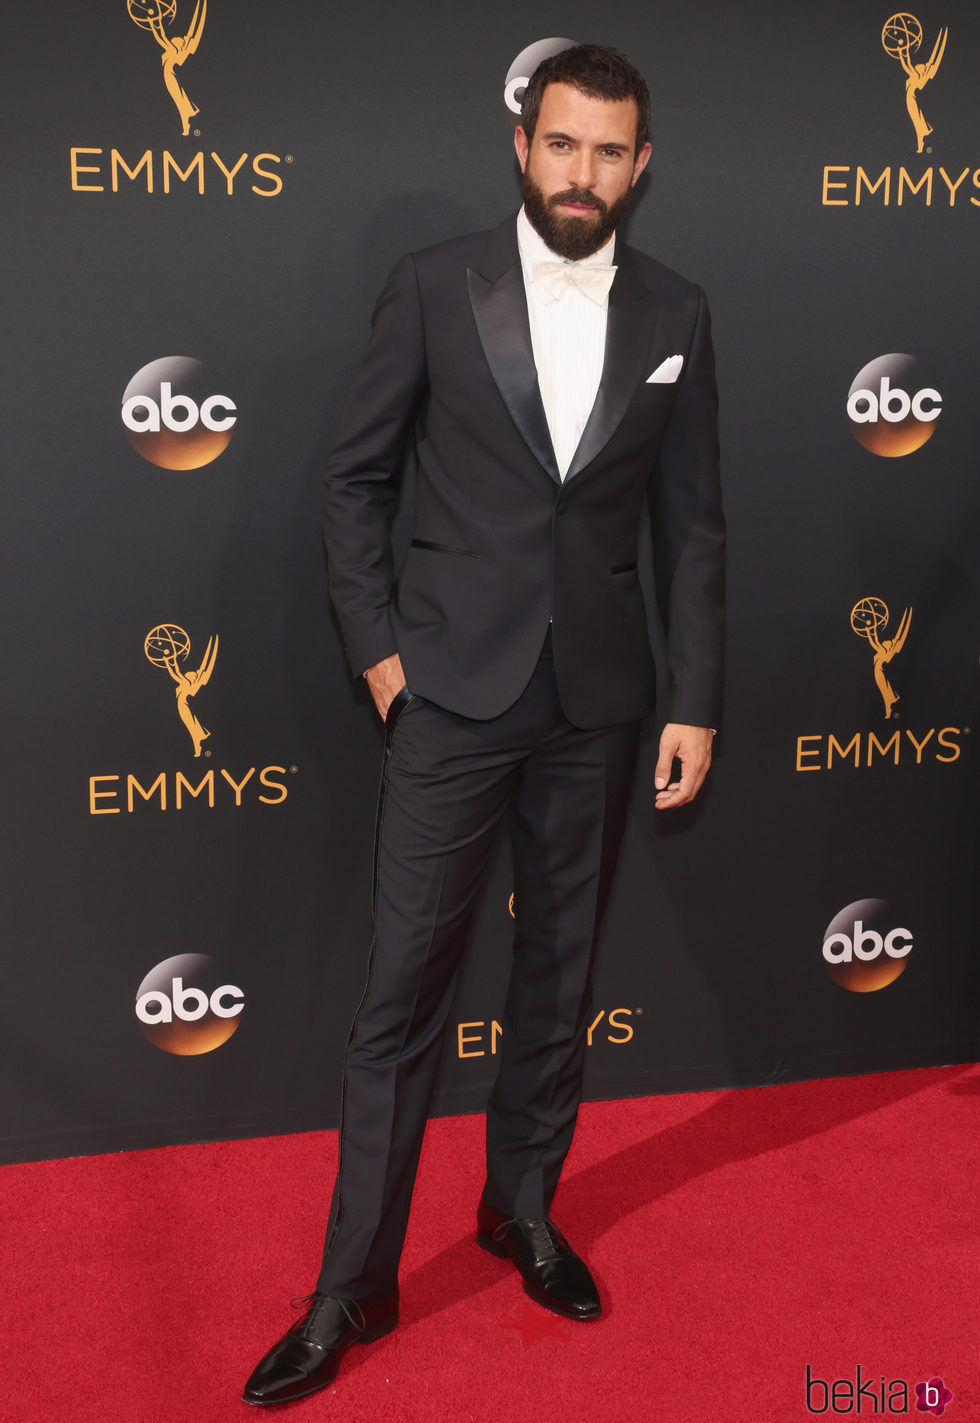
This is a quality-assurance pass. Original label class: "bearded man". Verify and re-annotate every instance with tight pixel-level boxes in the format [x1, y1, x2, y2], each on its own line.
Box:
[245, 41, 724, 1408]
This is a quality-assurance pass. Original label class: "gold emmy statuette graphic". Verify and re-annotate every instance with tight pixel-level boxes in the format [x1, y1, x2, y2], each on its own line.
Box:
[145, 623, 218, 756]
[850, 597, 912, 720]
[128, 0, 207, 136]
[881, 13, 948, 154]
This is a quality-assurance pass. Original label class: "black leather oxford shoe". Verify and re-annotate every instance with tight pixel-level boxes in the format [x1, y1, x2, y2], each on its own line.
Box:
[242, 1290, 399, 1407]
[476, 1200, 602, 1321]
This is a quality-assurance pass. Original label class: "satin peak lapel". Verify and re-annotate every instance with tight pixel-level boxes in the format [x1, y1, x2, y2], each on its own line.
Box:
[564, 248, 658, 483]
[467, 226, 560, 485]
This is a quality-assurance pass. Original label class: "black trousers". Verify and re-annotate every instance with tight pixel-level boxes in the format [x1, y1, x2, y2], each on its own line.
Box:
[316, 632, 640, 1297]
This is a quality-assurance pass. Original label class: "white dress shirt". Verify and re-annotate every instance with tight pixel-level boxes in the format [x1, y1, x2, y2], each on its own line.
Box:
[516, 207, 615, 480]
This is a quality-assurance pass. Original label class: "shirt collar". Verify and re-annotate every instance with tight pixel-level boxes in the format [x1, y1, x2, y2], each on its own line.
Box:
[517, 206, 616, 283]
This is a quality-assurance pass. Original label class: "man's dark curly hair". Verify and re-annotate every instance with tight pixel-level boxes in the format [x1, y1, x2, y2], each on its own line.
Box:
[520, 44, 651, 155]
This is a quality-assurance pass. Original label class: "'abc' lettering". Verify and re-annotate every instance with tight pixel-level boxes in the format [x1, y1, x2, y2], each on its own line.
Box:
[504, 76, 529, 114]
[136, 976, 244, 1023]
[822, 921, 913, 964]
[122, 383, 237, 434]
[846, 377, 941, 424]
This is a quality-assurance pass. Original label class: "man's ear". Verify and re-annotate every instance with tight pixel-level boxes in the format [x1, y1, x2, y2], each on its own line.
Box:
[631, 141, 652, 187]
[514, 125, 529, 174]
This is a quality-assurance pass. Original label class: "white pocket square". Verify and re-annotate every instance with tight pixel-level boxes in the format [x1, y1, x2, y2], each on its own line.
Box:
[646, 354, 684, 384]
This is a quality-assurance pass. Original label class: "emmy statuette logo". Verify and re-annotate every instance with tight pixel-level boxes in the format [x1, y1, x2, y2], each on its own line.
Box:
[794, 596, 963, 774]
[822, 900, 913, 992]
[128, 0, 207, 136]
[145, 624, 218, 757]
[846, 354, 941, 457]
[881, 13, 947, 155]
[820, 14, 977, 210]
[850, 597, 912, 720]
[67, 3, 286, 198]
[86, 627, 294, 815]
[135, 953, 243, 1054]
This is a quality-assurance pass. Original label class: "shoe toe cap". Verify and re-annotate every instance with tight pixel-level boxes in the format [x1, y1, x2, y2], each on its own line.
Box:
[243, 1338, 329, 1404]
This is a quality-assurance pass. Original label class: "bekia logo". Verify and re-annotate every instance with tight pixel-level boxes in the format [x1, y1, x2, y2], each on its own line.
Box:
[805, 1364, 953, 1415]
[504, 39, 577, 124]
[916, 1378, 954, 1416]
[122, 357, 236, 469]
[135, 952, 243, 1054]
[846, 355, 941, 457]
[822, 899, 913, 992]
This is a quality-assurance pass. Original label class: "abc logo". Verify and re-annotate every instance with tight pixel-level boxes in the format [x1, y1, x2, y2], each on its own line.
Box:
[846, 354, 941, 457]
[504, 38, 577, 125]
[122, 357, 237, 470]
[135, 953, 243, 1055]
[822, 899, 913, 992]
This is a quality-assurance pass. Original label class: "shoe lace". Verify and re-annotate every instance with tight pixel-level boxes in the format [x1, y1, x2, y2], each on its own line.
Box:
[288, 1292, 366, 1336]
[492, 1216, 569, 1259]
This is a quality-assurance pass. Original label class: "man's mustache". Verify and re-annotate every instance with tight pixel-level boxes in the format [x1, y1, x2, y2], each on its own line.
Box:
[548, 188, 607, 215]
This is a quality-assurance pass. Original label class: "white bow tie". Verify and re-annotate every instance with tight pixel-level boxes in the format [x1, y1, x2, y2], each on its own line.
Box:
[532, 260, 617, 305]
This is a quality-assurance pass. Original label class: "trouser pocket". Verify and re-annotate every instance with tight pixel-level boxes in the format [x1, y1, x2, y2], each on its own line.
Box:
[383, 685, 415, 738]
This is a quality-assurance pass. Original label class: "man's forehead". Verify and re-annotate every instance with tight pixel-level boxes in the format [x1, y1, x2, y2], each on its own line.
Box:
[535, 81, 639, 143]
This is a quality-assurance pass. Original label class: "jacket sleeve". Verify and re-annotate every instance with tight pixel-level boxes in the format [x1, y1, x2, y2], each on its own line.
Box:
[649, 287, 726, 730]
[322, 253, 428, 677]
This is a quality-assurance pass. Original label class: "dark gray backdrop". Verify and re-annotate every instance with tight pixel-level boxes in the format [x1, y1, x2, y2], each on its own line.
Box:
[1, 1, 977, 1163]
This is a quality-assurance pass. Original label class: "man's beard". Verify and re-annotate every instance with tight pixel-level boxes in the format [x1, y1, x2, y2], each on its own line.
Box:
[521, 171, 631, 261]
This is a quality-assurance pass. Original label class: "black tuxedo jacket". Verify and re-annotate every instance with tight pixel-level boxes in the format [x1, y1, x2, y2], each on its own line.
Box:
[323, 214, 724, 731]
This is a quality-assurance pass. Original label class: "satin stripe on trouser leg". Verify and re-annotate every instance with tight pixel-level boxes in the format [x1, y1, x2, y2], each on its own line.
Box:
[316, 633, 640, 1296]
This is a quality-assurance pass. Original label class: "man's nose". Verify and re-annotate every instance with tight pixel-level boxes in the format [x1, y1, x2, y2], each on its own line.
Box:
[568, 151, 597, 190]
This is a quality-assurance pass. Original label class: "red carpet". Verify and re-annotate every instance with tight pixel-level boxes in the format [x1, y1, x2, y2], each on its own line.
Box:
[2, 1065, 978, 1422]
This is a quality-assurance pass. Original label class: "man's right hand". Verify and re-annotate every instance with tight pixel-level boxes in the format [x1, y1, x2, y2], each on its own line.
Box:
[364, 653, 406, 721]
